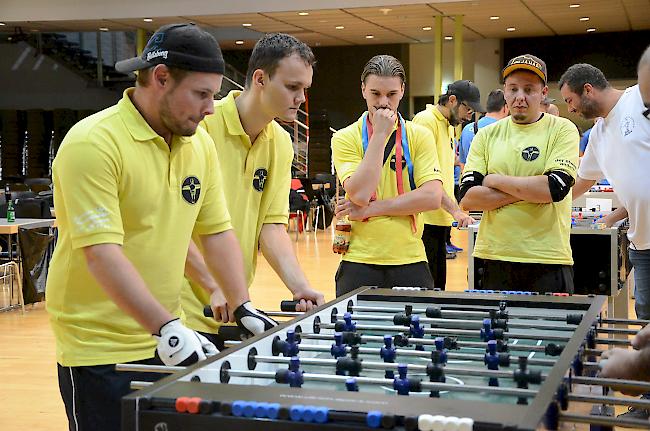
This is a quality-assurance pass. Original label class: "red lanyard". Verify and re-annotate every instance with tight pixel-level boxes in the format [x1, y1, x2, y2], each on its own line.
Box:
[365, 119, 417, 233]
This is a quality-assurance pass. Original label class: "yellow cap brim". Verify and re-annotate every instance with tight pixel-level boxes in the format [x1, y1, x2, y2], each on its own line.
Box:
[502, 63, 546, 83]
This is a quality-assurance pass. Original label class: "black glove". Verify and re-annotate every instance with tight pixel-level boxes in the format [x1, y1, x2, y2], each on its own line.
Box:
[234, 301, 278, 337]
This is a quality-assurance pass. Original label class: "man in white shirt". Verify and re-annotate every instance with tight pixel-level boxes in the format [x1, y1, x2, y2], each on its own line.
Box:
[561, 52, 650, 420]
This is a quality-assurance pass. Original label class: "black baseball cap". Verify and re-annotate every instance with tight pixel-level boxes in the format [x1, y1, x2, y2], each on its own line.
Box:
[446, 80, 485, 112]
[502, 54, 547, 84]
[115, 23, 225, 74]
[541, 96, 556, 105]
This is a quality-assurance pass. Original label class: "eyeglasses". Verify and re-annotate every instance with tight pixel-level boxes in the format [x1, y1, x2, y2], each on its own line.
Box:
[460, 101, 473, 114]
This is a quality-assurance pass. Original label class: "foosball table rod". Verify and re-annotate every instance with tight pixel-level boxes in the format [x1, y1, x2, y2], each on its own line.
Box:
[223, 368, 538, 398]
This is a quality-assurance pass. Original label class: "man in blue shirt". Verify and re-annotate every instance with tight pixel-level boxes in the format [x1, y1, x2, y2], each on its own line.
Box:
[579, 117, 602, 156]
[458, 89, 509, 166]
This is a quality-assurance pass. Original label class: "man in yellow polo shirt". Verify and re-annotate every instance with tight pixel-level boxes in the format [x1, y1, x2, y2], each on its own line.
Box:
[459, 54, 579, 293]
[413, 80, 481, 290]
[332, 55, 443, 296]
[181, 33, 325, 347]
[46, 24, 273, 431]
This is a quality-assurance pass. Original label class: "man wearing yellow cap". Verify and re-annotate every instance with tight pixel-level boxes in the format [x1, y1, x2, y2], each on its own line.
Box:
[460, 54, 579, 293]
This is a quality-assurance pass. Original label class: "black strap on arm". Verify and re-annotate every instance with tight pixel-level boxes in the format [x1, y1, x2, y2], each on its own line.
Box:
[545, 170, 575, 202]
[458, 171, 485, 202]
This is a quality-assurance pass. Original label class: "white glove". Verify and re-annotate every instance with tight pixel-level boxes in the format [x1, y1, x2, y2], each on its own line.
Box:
[234, 301, 279, 337]
[155, 318, 218, 366]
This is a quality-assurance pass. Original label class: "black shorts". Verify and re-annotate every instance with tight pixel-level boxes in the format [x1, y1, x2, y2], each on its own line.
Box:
[57, 357, 165, 431]
[335, 260, 434, 297]
[480, 259, 574, 294]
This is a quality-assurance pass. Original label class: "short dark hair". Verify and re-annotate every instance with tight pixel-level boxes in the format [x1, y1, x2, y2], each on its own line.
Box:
[486, 89, 506, 112]
[245, 33, 315, 88]
[558, 63, 610, 96]
[361, 55, 406, 84]
[136, 66, 190, 87]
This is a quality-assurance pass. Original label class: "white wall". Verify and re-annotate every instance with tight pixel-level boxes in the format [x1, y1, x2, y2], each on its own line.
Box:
[409, 38, 504, 113]
[0, 42, 122, 110]
[409, 40, 475, 98]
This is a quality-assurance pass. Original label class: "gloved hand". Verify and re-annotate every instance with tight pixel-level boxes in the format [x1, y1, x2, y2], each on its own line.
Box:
[155, 318, 218, 366]
[234, 301, 279, 337]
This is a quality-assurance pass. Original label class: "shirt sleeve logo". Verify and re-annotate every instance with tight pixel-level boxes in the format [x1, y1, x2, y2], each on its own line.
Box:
[521, 146, 540, 161]
[253, 168, 268, 192]
[181, 176, 201, 204]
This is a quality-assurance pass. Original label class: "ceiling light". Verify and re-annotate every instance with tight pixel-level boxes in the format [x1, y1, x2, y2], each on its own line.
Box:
[422, 26, 432, 31]
[30, 29, 39, 32]
[569, 4, 580, 8]
[143, 18, 153, 22]
[298, 12, 309, 16]
[579, 17, 590, 21]
[242, 23, 252, 27]
[490, 16, 500, 20]
[379, 8, 392, 14]
[99, 27, 109, 31]
[444, 36, 453, 40]
[335, 26, 345, 29]
[365, 35, 374, 39]
[235, 40, 244, 45]
[506, 27, 516, 32]
[0, 22, 6, 26]
[587, 28, 596, 32]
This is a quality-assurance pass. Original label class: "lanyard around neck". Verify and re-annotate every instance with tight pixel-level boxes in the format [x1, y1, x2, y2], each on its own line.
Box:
[362, 112, 417, 233]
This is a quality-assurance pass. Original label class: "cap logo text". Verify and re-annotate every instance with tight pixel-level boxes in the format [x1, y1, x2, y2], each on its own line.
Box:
[147, 50, 169, 61]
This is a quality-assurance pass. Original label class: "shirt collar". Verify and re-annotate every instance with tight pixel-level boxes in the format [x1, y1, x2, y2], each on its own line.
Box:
[222, 90, 275, 144]
[118, 88, 160, 142]
[117, 88, 192, 146]
[431, 105, 450, 125]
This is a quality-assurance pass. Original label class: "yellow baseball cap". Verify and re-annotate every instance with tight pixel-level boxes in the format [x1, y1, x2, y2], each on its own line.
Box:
[502, 54, 547, 84]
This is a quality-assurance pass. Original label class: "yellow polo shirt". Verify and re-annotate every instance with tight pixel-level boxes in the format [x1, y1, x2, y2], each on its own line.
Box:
[332, 113, 442, 265]
[46, 88, 232, 367]
[181, 90, 293, 333]
[464, 114, 579, 265]
[413, 105, 456, 226]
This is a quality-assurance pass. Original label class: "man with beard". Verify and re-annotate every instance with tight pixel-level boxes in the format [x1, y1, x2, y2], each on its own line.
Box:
[181, 33, 325, 347]
[332, 55, 443, 296]
[561, 53, 650, 419]
[460, 54, 579, 293]
[46, 24, 271, 431]
[412, 80, 481, 290]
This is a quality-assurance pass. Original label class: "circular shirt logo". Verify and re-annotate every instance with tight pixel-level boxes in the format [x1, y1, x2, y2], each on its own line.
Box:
[521, 146, 540, 161]
[389, 155, 407, 172]
[181, 176, 201, 204]
[253, 168, 268, 192]
[620, 116, 634, 136]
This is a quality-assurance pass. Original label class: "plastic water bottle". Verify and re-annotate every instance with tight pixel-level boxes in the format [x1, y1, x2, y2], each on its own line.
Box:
[6, 200, 15, 223]
[332, 216, 351, 254]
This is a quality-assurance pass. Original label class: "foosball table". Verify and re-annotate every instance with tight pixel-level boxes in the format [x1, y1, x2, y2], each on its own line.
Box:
[122, 287, 650, 430]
